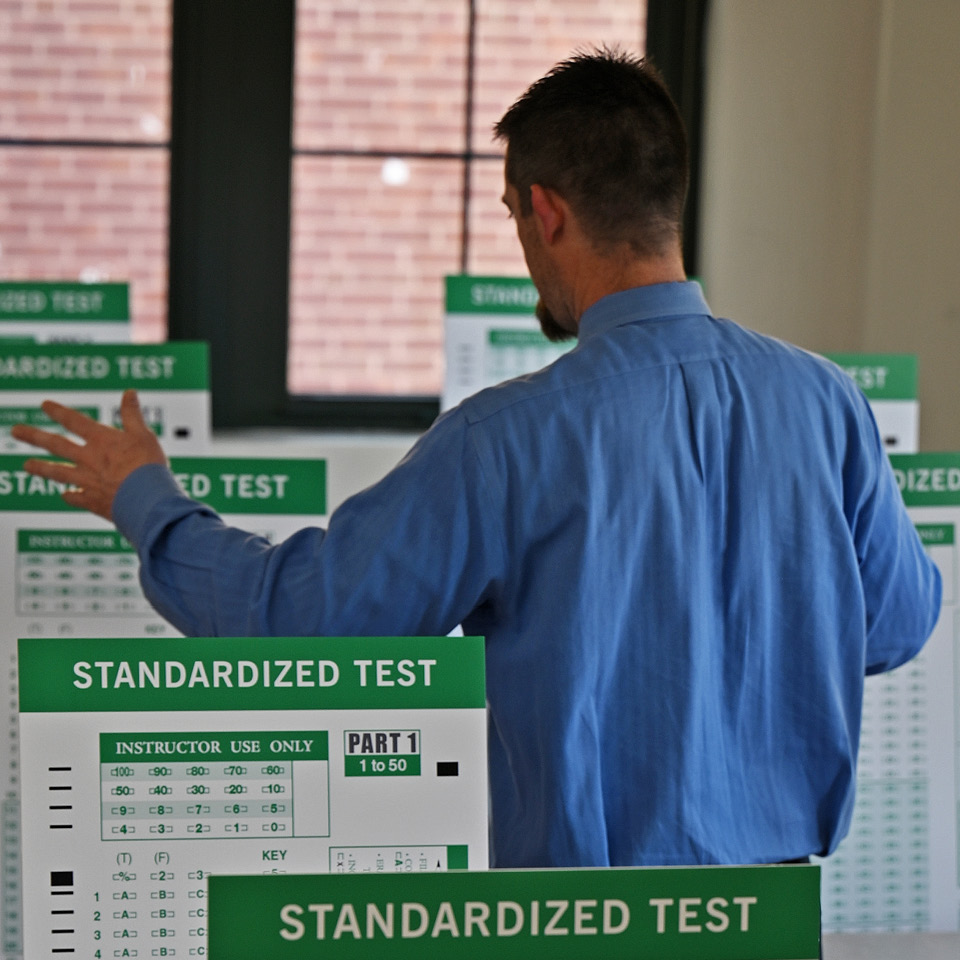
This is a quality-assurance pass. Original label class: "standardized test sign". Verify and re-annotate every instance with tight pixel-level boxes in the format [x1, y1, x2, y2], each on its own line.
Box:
[207, 863, 820, 960]
[1, 455, 326, 959]
[0, 281, 131, 342]
[0, 340, 211, 455]
[17, 636, 489, 960]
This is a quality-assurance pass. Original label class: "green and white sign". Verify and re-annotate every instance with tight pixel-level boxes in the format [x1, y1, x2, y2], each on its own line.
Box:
[17, 636, 488, 960]
[442, 276, 574, 410]
[824, 353, 917, 400]
[0, 281, 131, 342]
[823, 353, 919, 452]
[19, 635, 480, 714]
[0, 455, 325, 959]
[207, 863, 820, 959]
[0, 282, 129, 323]
[818, 453, 960, 933]
[0, 341, 211, 456]
[0, 455, 325, 514]
[444, 276, 540, 315]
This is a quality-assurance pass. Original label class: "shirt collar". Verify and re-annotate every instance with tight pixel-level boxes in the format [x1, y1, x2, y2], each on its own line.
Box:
[577, 281, 712, 344]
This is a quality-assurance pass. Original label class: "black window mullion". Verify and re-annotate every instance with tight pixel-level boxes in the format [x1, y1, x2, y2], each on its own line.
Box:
[167, 0, 295, 429]
[644, 0, 709, 278]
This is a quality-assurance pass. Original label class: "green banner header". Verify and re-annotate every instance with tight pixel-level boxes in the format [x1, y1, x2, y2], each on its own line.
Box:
[0, 281, 129, 321]
[914, 523, 954, 546]
[445, 276, 537, 315]
[18, 528, 131, 553]
[168, 457, 327, 514]
[0, 405, 98, 427]
[488, 329, 552, 348]
[890, 453, 960, 506]
[100, 729, 329, 762]
[18, 635, 486, 713]
[0, 341, 208, 389]
[207, 864, 820, 960]
[0, 455, 326, 514]
[823, 352, 917, 399]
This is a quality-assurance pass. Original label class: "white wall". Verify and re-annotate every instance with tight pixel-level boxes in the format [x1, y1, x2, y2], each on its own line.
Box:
[700, 0, 960, 449]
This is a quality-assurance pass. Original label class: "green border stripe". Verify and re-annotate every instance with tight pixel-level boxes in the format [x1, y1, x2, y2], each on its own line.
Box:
[0, 406, 98, 426]
[207, 864, 820, 960]
[0, 282, 129, 321]
[0, 341, 208, 389]
[488, 329, 552, 348]
[100, 730, 329, 762]
[914, 523, 954, 546]
[823, 353, 917, 399]
[18, 636, 486, 713]
[445, 275, 538, 314]
[890, 453, 960, 506]
[17, 529, 131, 552]
[167, 457, 326, 514]
[0, 455, 325, 514]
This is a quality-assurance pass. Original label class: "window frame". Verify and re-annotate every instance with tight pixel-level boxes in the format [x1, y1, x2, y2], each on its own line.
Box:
[167, 0, 707, 431]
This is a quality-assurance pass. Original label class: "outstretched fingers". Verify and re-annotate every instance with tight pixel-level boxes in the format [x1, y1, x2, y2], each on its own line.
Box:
[20, 456, 83, 488]
[39, 399, 109, 442]
[11, 390, 166, 521]
[119, 388, 152, 436]
[9, 425, 88, 464]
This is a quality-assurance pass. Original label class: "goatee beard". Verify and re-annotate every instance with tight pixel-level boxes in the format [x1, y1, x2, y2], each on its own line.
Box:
[536, 299, 575, 343]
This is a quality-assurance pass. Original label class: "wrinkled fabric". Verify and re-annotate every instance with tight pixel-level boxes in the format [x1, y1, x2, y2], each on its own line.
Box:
[114, 281, 940, 868]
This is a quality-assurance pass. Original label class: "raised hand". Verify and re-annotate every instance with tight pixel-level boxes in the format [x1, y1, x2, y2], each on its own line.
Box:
[10, 388, 167, 520]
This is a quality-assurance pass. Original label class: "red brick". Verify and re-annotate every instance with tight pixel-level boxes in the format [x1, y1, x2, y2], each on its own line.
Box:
[1, 0, 644, 388]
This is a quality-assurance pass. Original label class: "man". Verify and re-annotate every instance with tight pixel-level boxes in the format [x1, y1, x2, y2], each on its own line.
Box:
[14, 49, 940, 869]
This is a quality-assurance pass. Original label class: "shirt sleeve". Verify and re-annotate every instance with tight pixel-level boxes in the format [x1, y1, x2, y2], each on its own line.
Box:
[111, 410, 506, 638]
[845, 398, 942, 675]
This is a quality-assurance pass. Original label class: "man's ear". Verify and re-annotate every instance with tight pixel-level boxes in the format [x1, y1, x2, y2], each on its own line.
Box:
[529, 184, 566, 244]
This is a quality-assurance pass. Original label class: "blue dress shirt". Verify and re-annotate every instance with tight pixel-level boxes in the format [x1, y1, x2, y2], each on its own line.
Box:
[114, 282, 940, 868]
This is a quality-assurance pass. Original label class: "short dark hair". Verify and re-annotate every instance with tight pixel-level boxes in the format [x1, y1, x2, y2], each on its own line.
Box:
[493, 47, 689, 258]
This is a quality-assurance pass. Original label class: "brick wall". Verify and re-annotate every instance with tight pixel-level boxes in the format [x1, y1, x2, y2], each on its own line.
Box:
[0, 0, 171, 342]
[0, 1, 645, 395]
[289, 0, 646, 396]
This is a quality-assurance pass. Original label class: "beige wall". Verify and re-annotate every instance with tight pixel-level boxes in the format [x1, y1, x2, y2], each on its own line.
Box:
[700, 0, 960, 449]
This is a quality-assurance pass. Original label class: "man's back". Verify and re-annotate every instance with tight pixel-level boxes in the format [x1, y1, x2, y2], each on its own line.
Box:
[107, 282, 938, 869]
[449, 282, 940, 866]
[13, 48, 940, 874]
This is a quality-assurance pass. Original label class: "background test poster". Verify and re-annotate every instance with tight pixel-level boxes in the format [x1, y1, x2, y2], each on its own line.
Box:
[1, 454, 327, 958]
[0, 341, 210, 457]
[0, 282, 131, 343]
[818, 452, 960, 932]
[824, 353, 919, 453]
[442, 275, 573, 411]
[17, 634, 488, 960]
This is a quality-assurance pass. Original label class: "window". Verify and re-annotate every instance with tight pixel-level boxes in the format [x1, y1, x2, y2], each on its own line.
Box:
[0, 0, 172, 341]
[4, 1, 703, 429]
[289, 1, 647, 399]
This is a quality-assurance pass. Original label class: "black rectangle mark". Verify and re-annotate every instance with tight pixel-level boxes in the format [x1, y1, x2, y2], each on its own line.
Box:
[436, 761, 459, 777]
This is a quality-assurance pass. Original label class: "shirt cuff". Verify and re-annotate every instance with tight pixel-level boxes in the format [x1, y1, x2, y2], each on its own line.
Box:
[112, 463, 188, 547]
